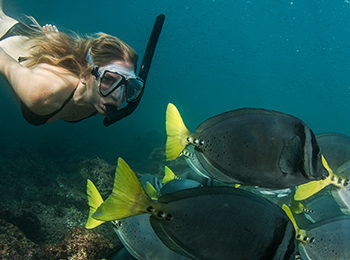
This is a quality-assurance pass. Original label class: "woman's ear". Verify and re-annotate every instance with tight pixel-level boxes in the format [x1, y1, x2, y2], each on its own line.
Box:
[79, 74, 88, 85]
[79, 68, 92, 84]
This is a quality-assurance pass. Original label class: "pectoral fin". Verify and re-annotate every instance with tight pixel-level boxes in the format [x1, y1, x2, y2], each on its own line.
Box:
[279, 135, 302, 174]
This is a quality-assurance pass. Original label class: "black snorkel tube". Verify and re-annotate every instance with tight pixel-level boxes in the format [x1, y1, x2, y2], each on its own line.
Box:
[103, 14, 165, 126]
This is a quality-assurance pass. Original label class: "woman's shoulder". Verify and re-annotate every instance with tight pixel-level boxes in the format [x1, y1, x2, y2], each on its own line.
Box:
[27, 63, 79, 115]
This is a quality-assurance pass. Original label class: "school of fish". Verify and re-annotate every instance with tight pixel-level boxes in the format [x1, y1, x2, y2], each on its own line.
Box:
[83, 104, 350, 260]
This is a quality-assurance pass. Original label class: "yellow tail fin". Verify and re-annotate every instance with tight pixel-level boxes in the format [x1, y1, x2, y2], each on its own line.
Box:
[282, 204, 300, 234]
[294, 155, 334, 201]
[145, 181, 159, 200]
[86, 180, 105, 229]
[92, 158, 155, 221]
[163, 166, 178, 184]
[282, 204, 307, 244]
[166, 103, 192, 161]
[290, 196, 306, 214]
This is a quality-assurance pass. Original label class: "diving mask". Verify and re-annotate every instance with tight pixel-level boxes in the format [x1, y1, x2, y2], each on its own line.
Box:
[92, 64, 144, 102]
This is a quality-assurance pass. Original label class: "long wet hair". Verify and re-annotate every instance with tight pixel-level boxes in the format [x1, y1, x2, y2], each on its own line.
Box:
[23, 18, 138, 77]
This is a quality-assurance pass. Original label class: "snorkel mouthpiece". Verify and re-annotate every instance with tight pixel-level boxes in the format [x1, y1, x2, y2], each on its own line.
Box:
[103, 14, 165, 126]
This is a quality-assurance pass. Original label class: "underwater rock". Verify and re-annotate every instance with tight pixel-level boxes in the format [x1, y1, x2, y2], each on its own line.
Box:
[0, 219, 45, 260]
[0, 209, 44, 244]
[44, 226, 114, 260]
[80, 157, 115, 198]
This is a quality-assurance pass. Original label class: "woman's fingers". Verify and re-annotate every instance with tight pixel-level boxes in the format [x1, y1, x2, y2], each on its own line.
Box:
[42, 24, 58, 32]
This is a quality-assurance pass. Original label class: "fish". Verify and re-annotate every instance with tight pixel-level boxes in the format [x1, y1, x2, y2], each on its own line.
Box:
[283, 204, 350, 260]
[92, 157, 297, 260]
[294, 156, 350, 215]
[86, 173, 188, 260]
[316, 133, 350, 176]
[165, 103, 328, 188]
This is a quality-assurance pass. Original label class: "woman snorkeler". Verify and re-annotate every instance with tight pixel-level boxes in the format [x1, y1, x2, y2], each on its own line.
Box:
[0, 0, 148, 126]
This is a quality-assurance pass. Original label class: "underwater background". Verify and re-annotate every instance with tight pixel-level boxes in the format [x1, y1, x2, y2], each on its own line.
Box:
[1, 0, 350, 259]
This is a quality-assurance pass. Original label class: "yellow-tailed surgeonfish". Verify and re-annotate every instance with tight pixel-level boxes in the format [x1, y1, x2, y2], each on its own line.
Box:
[166, 103, 328, 189]
[92, 158, 297, 260]
[86, 173, 188, 260]
[316, 133, 350, 176]
[294, 156, 350, 215]
[283, 204, 350, 260]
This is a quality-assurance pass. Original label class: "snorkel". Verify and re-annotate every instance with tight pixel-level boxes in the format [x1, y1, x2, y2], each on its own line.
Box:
[103, 14, 165, 126]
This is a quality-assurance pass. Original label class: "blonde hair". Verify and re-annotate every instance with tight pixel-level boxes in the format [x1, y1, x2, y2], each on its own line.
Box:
[23, 19, 138, 77]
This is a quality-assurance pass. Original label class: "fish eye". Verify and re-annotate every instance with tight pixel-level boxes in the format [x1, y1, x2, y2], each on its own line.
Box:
[187, 137, 192, 142]
[200, 140, 204, 145]
[194, 139, 199, 144]
[309, 237, 315, 243]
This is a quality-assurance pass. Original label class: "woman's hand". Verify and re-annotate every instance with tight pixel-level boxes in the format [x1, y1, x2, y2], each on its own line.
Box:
[42, 24, 58, 32]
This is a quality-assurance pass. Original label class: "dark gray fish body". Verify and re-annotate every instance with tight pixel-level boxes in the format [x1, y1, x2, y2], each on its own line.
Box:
[112, 214, 188, 260]
[298, 216, 350, 260]
[304, 195, 344, 223]
[316, 133, 350, 175]
[191, 108, 327, 188]
[150, 186, 297, 260]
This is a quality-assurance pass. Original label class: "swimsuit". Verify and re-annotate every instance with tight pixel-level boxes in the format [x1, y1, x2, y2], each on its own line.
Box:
[1, 23, 97, 125]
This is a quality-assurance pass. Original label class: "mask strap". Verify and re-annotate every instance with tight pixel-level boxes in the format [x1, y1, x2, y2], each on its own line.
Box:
[85, 48, 100, 78]
[85, 47, 94, 66]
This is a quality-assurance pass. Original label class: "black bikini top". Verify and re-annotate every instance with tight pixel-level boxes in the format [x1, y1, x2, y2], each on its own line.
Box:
[20, 88, 96, 126]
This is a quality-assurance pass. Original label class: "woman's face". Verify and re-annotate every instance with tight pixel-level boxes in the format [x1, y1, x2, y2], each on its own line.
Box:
[88, 60, 136, 116]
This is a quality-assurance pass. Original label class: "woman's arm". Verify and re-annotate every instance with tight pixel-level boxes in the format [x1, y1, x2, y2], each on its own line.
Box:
[0, 46, 76, 115]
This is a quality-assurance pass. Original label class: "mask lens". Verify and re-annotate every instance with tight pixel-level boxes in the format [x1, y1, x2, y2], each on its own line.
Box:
[99, 71, 123, 96]
[126, 78, 144, 102]
[110, 84, 125, 100]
